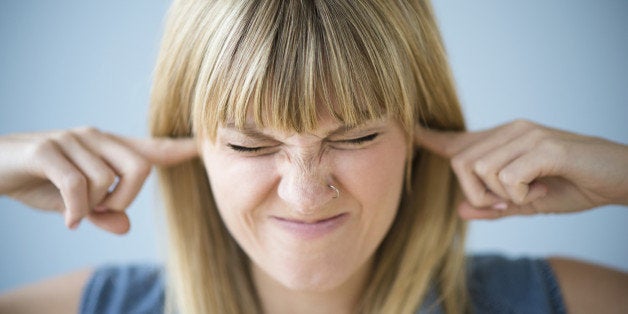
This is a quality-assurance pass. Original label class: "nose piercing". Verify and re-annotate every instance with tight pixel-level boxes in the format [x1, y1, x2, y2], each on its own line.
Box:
[328, 185, 340, 199]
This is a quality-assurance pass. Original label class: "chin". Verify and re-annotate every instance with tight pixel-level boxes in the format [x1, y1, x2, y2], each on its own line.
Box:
[274, 266, 349, 292]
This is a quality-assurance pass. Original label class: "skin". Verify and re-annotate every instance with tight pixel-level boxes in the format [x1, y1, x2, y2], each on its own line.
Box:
[549, 257, 628, 314]
[200, 115, 407, 313]
[414, 119, 628, 217]
[0, 119, 626, 313]
[0, 127, 197, 233]
[0, 268, 92, 314]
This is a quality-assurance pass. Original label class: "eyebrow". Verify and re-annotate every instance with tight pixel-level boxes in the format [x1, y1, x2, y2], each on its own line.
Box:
[222, 122, 370, 140]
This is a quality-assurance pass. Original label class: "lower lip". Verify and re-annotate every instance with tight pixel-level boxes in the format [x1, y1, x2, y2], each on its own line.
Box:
[272, 213, 349, 240]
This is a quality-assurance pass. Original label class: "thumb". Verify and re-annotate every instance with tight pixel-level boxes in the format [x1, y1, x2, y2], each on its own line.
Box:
[87, 211, 131, 235]
[116, 136, 198, 166]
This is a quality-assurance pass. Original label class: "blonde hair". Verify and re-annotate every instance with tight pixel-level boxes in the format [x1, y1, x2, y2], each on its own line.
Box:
[150, 0, 468, 313]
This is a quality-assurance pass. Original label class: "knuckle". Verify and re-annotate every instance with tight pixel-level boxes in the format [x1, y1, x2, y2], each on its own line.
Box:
[465, 187, 488, 207]
[450, 155, 468, 173]
[498, 169, 517, 186]
[30, 138, 57, 158]
[527, 128, 549, 142]
[473, 160, 492, 176]
[73, 126, 101, 137]
[61, 172, 87, 191]
[511, 119, 533, 130]
[51, 131, 72, 144]
[128, 158, 152, 179]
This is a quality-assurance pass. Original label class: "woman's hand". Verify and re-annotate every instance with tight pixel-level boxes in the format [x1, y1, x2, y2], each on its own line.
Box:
[415, 119, 628, 219]
[0, 127, 197, 234]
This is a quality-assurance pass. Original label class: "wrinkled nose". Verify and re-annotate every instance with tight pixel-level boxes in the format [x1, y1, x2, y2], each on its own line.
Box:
[277, 157, 337, 215]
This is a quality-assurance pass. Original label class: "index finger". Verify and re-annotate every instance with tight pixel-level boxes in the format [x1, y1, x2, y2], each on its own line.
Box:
[115, 136, 198, 166]
[414, 125, 486, 158]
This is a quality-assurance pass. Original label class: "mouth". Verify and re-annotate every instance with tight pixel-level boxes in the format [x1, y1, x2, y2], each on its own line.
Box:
[271, 213, 349, 240]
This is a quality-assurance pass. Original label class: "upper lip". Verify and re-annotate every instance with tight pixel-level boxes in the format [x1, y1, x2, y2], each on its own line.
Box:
[272, 213, 346, 224]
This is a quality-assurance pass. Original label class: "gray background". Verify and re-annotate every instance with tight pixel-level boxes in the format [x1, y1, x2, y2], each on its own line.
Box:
[1, 0, 627, 291]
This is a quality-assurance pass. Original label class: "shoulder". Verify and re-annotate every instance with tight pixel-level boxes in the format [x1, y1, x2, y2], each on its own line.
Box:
[80, 263, 165, 314]
[0, 268, 92, 314]
[467, 254, 566, 314]
[547, 257, 628, 314]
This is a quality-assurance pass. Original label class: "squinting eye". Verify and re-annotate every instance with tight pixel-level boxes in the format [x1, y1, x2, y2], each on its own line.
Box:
[339, 133, 379, 145]
[227, 144, 265, 153]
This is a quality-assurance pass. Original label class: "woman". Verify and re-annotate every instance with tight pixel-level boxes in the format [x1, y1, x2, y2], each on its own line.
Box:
[1, 0, 627, 313]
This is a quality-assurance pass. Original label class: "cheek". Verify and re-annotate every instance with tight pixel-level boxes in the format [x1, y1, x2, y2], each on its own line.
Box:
[202, 151, 276, 221]
[334, 145, 407, 209]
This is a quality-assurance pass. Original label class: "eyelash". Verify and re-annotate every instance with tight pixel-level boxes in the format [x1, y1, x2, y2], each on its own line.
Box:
[227, 144, 265, 152]
[342, 133, 379, 145]
[227, 133, 379, 153]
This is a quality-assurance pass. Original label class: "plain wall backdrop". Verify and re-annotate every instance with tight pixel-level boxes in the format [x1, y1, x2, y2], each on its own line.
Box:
[1, 0, 627, 291]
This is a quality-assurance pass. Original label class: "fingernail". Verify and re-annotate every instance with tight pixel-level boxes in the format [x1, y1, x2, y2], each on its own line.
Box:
[492, 202, 508, 211]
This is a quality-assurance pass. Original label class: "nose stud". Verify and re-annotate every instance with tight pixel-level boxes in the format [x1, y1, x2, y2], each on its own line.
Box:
[328, 185, 340, 199]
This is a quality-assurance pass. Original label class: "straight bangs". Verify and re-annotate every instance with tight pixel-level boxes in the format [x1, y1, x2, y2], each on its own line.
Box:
[191, 1, 417, 139]
[152, 0, 469, 312]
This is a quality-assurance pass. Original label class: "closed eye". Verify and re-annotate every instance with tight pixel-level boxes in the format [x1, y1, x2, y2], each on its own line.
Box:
[227, 133, 379, 153]
[338, 133, 379, 145]
[227, 144, 265, 152]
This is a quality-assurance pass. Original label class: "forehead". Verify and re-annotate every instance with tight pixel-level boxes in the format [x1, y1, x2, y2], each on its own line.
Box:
[219, 116, 389, 139]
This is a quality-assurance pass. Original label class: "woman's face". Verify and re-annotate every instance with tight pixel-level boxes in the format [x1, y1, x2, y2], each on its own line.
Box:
[201, 113, 408, 292]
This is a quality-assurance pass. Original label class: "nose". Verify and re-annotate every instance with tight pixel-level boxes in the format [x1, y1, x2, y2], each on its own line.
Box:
[276, 153, 337, 215]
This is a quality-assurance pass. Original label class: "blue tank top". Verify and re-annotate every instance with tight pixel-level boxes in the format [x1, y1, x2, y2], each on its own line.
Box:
[79, 255, 566, 313]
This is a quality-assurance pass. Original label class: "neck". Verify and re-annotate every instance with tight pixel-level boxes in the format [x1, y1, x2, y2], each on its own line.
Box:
[252, 259, 373, 314]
